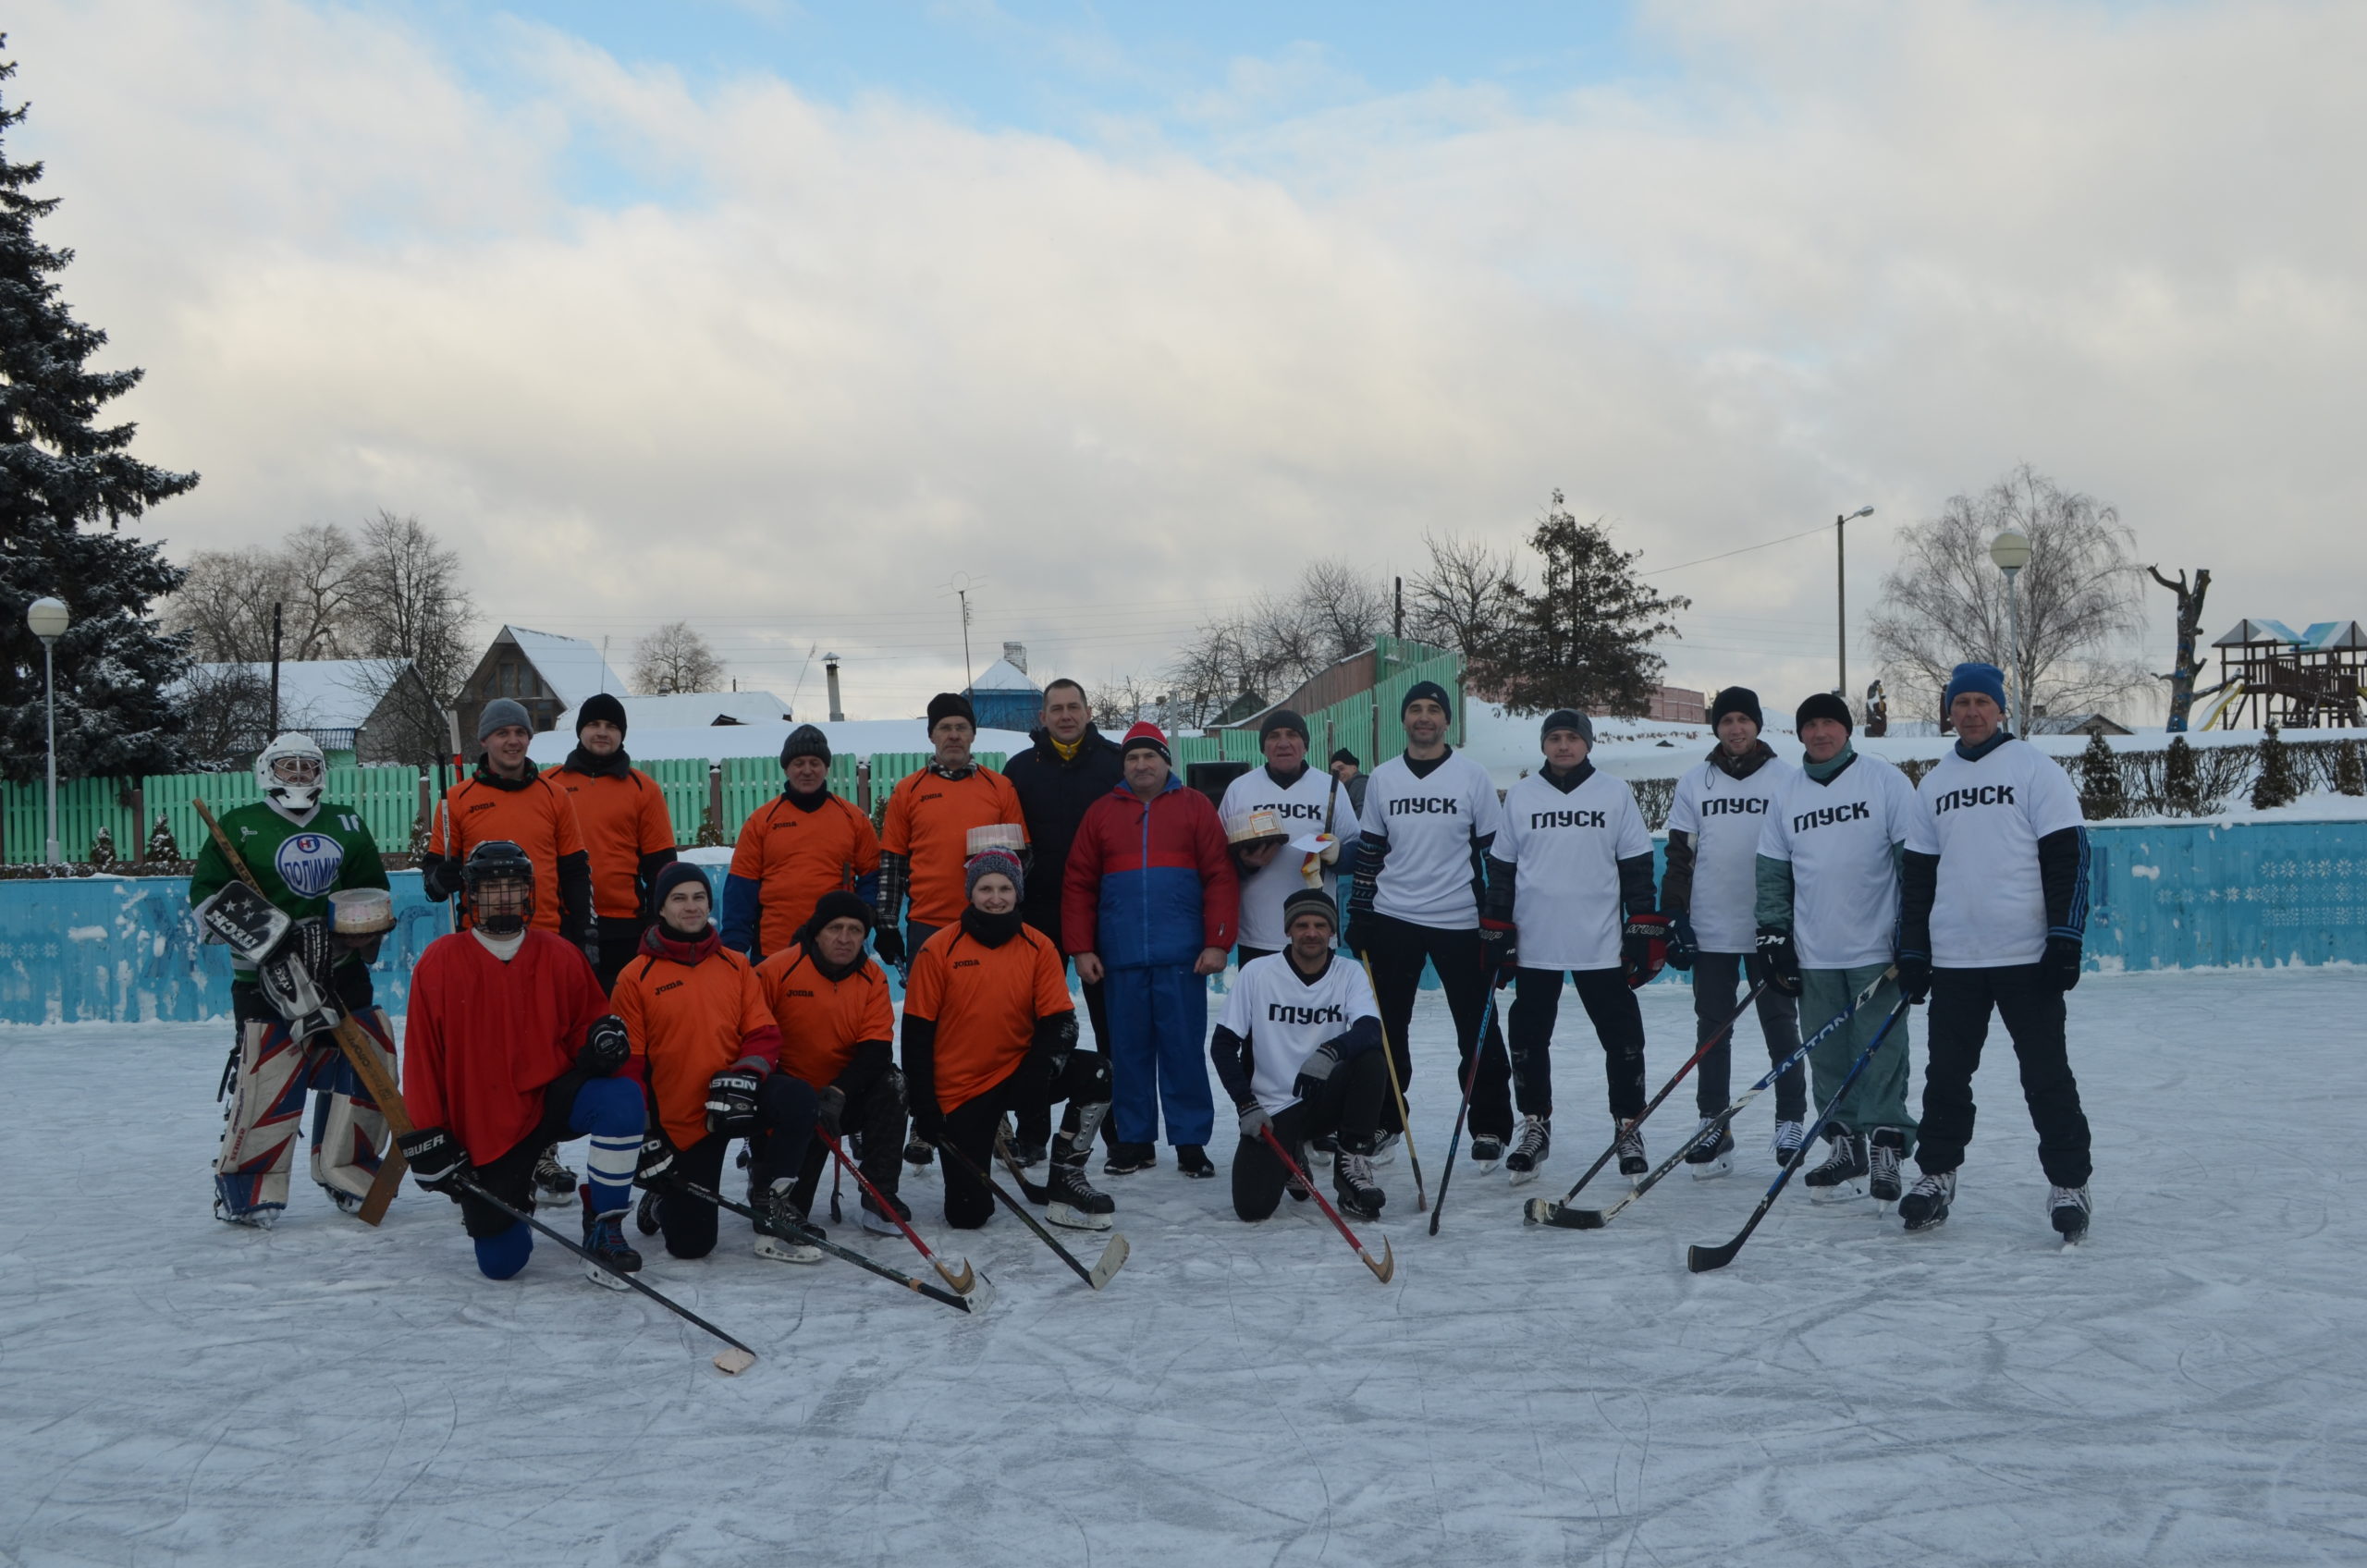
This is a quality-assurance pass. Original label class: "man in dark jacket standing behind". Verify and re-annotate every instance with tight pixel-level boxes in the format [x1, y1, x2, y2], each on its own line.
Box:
[1001, 677, 1125, 1162]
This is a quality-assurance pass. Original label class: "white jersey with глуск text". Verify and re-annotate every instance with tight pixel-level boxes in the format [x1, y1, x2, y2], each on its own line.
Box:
[1219, 764, 1348, 951]
[1494, 766, 1651, 971]
[1756, 752, 1921, 971]
[1357, 747, 1504, 930]
[1667, 753, 1798, 954]
[1219, 950, 1380, 1117]
[1905, 739, 2087, 968]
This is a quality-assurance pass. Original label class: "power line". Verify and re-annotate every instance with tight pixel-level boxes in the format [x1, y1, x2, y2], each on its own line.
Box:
[1640, 524, 1832, 579]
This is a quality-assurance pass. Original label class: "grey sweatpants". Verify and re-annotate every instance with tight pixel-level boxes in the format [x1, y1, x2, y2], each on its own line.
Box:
[1802, 962, 1916, 1152]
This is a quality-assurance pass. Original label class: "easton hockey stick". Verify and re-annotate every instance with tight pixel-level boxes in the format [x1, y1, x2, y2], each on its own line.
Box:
[1686, 992, 1916, 1273]
[194, 798, 411, 1227]
[1260, 1126, 1394, 1282]
[675, 1180, 987, 1314]
[937, 1140, 1129, 1290]
[1520, 980, 1770, 1224]
[1538, 965, 1897, 1231]
[1428, 981, 1506, 1236]
[816, 1129, 979, 1296]
[457, 1177, 759, 1374]
[1359, 953, 1429, 1212]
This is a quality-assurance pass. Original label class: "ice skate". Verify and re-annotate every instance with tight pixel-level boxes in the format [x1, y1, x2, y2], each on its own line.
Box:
[753, 1181, 825, 1264]
[1772, 1120, 1807, 1168]
[1804, 1131, 1869, 1203]
[1614, 1118, 1648, 1180]
[322, 1182, 363, 1215]
[213, 1195, 278, 1231]
[1310, 1131, 1339, 1164]
[580, 1187, 644, 1288]
[2049, 1183, 2091, 1245]
[1469, 1133, 1503, 1172]
[1369, 1131, 1400, 1167]
[1899, 1170, 1954, 1233]
[634, 1187, 664, 1236]
[1869, 1129, 1907, 1208]
[859, 1190, 912, 1237]
[533, 1145, 579, 1208]
[1333, 1145, 1387, 1220]
[1503, 1117, 1551, 1186]
[1685, 1117, 1734, 1179]
[1048, 1135, 1116, 1231]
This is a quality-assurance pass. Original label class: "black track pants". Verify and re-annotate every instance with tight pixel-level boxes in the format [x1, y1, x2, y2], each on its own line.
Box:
[658, 1073, 819, 1259]
[1688, 950, 1805, 1120]
[1363, 913, 1511, 1141]
[939, 1048, 1112, 1230]
[1016, 952, 1111, 1152]
[1505, 964, 1647, 1122]
[787, 1068, 908, 1213]
[1232, 1051, 1390, 1221]
[1916, 963, 2092, 1187]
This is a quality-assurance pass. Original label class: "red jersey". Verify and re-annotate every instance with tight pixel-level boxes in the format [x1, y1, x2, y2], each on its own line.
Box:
[401, 929, 624, 1164]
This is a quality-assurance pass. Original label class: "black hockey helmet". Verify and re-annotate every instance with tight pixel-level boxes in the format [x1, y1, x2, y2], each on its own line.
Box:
[462, 839, 535, 935]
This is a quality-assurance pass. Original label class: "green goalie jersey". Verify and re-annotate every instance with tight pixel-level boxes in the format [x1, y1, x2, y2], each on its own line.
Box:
[190, 801, 391, 974]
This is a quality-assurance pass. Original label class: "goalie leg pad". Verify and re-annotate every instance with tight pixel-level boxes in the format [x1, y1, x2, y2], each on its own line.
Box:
[308, 1008, 398, 1202]
[215, 1019, 307, 1220]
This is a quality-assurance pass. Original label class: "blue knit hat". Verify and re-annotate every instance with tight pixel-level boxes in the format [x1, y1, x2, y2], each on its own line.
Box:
[1944, 662, 2008, 712]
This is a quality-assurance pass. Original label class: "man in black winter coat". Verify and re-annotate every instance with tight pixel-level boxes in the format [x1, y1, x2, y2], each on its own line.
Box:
[1000, 677, 1124, 1160]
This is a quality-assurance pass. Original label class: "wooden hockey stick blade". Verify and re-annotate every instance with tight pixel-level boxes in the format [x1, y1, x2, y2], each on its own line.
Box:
[1085, 1233, 1129, 1291]
[1359, 1236, 1395, 1283]
[357, 1145, 406, 1226]
[713, 1346, 758, 1375]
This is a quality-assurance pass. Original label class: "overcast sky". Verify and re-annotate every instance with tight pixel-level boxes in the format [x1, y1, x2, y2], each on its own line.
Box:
[14, 1, 2362, 723]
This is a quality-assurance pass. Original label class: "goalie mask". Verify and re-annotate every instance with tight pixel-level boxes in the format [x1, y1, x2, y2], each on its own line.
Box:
[255, 732, 326, 815]
[462, 839, 536, 937]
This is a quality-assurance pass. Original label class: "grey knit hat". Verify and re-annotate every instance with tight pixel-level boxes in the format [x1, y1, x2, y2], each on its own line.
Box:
[477, 698, 533, 742]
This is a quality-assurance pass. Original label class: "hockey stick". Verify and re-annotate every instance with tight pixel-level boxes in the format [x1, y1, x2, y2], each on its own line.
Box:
[1520, 980, 1770, 1225]
[816, 1129, 979, 1296]
[993, 1118, 1054, 1205]
[674, 1179, 987, 1314]
[1359, 954, 1428, 1213]
[1428, 981, 1506, 1236]
[456, 1176, 759, 1374]
[937, 1140, 1129, 1290]
[1542, 965, 1896, 1231]
[1260, 1126, 1394, 1282]
[1687, 992, 1915, 1274]
[194, 798, 411, 1228]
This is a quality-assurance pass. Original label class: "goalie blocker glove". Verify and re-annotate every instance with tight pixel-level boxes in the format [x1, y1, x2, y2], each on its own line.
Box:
[258, 917, 341, 1039]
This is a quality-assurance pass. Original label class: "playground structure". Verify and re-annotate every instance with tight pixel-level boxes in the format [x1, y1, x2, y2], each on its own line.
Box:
[2206, 619, 2367, 730]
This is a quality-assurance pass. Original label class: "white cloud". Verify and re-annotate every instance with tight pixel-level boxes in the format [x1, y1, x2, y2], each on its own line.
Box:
[12, 0, 2363, 721]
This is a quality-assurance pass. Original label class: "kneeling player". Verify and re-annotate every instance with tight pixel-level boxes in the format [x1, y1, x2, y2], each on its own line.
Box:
[1214, 890, 1391, 1221]
[616, 864, 819, 1263]
[902, 849, 1115, 1231]
[757, 890, 909, 1233]
[397, 842, 648, 1284]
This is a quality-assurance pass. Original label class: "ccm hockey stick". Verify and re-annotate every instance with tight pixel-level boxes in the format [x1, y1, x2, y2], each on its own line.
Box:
[1359, 954, 1429, 1212]
[1539, 965, 1897, 1231]
[937, 1140, 1129, 1290]
[816, 1130, 980, 1296]
[675, 1180, 987, 1315]
[1428, 982, 1506, 1236]
[1520, 980, 1770, 1224]
[1260, 1126, 1394, 1282]
[458, 1177, 759, 1375]
[1687, 993, 1916, 1273]
[193, 798, 411, 1226]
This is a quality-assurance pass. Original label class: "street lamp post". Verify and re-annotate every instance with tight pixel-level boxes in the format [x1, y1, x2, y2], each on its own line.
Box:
[27, 596, 70, 865]
[1988, 529, 2033, 734]
[1835, 506, 1874, 702]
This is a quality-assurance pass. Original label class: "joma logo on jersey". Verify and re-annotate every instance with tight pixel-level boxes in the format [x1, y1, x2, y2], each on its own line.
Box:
[952, 958, 981, 970]
[273, 832, 345, 899]
[1389, 797, 1461, 816]
[783, 988, 816, 999]
[655, 979, 684, 996]
[1932, 785, 2017, 815]
[1792, 801, 1872, 833]
[1699, 797, 1769, 818]
[1267, 1002, 1346, 1026]
[1529, 809, 1606, 829]
[465, 800, 499, 815]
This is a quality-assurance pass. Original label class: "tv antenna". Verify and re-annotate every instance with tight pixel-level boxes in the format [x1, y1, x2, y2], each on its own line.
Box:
[942, 572, 987, 691]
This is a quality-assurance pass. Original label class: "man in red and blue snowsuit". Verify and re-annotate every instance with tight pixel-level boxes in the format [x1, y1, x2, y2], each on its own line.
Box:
[1061, 722, 1238, 1178]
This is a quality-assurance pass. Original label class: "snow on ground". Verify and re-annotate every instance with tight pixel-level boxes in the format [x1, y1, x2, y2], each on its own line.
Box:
[5, 970, 2364, 1566]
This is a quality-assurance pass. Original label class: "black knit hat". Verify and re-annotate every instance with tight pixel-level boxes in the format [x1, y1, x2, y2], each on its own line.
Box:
[1540, 707, 1594, 745]
[575, 692, 627, 739]
[1794, 692, 1854, 736]
[780, 723, 831, 767]
[926, 692, 976, 732]
[1710, 686, 1763, 732]
[799, 888, 875, 944]
[1401, 680, 1453, 721]
[1330, 747, 1359, 769]
[1259, 708, 1308, 747]
[1282, 887, 1339, 933]
[651, 861, 712, 914]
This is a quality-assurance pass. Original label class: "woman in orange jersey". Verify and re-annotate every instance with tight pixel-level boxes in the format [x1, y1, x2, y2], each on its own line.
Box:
[722, 725, 881, 964]
[754, 890, 907, 1232]
[420, 699, 595, 957]
[551, 694, 681, 990]
[902, 848, 1114, 1231]
[612, 864, 822, 1264]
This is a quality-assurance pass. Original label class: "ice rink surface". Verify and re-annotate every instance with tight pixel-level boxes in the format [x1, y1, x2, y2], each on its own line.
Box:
[4, 969, 2363, 1567]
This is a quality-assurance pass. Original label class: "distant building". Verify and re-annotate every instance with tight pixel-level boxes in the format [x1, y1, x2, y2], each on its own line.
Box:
[178, 658, 439, 765]
[2030, 712, 2134, 737]
[456, 626, 630, 746]
[964, 642, 1043, 733]
[1641, 685, 1706, 725]
[558, 691, 793, 730]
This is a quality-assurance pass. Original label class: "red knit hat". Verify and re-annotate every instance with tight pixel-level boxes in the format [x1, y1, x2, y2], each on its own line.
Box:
[1120, 721, 1171, 763]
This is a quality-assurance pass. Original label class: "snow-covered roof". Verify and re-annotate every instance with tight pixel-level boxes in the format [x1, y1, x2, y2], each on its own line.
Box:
[966, 657, 1038, 694]
[182, 660, 409, 729]
[525, 717, 1036, 768]
[562, 692, 793, 730]
[502, 626, 627, 705]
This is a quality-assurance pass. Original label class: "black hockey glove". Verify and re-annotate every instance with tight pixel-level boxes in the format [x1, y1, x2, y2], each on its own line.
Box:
[1479, 916, 1518, 990]
[908, 1096, 945, 1150]
[1755, 925, 1801, 997]
[705, 1066, 764, 1133]
[2041, 934, 2083, 995]
[398, 1126, 469, 1194]
[814, 1084, 847, 1140]
[1623, 913, 1671, 990]
[258, 917, 340, 1039]
[1665, 913, 1699, 973]
[1237, 1100, 1273, 1141]
[578, 1015, 630, 1078]
[1292, 1042, 1342, 1105]
[1343, 913, 1374, 960]
[635, 1130, 681, 1192]
[871, 924, 906, 968]
[418, 857, 461, 903]
[1895, 951, 1932, 1006]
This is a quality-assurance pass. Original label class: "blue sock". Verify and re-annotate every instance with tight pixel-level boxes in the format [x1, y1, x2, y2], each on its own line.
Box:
[570, 1077, 644, 1215]
[474, 1219, 533, 1280]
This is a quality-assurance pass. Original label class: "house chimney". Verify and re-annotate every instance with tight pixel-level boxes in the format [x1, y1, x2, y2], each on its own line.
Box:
[825, 653, 844, 723]
[1002, 641, 1026, 675]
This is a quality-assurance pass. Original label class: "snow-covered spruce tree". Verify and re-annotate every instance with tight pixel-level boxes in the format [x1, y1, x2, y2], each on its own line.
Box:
[2162, 735, 2201, 817]
[2336, 741, 2366, 799]
[2250, 725, 2299, 812]
[2077, 729, 2125, 819]
[143, 811, 178, 862]
[0, 46, 198, 786]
